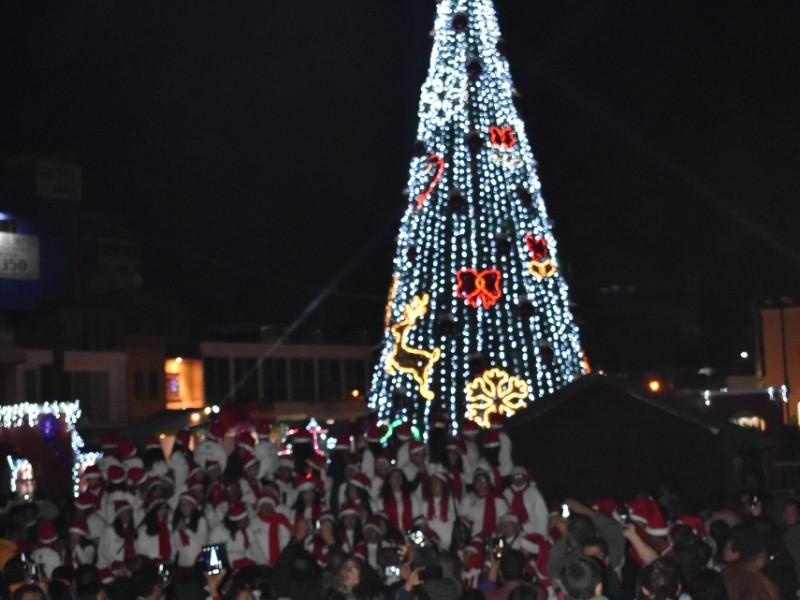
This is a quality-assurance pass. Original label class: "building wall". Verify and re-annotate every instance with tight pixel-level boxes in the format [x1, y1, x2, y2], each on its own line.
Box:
[761, 307, 800, 422]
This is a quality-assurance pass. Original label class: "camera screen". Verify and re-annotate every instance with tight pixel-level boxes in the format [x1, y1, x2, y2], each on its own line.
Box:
[202, 544, 226, 575]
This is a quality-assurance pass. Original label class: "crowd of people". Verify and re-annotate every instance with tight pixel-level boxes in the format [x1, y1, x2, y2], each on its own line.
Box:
[1, 412, 799, 600]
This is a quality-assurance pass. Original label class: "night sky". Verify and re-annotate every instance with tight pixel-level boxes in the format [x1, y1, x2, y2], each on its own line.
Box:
[2, 1, 799, 373]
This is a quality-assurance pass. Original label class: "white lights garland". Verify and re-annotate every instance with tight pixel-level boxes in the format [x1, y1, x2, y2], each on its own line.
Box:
[369, 0, 586, 435]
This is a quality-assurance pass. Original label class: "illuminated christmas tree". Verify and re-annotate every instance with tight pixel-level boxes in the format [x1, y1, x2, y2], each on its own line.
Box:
[368, 0, 587, 434]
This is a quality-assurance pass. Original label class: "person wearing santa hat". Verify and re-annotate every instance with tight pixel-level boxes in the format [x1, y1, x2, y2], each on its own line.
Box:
[75, 491, 107, 545]
[488, 413, 513, 479]
[353, 516, 386, 571]
[421, 466, 457, 549]
[168, 428, 194, 500]
[290, 428, 314, 475]
[100, 464, 136, 525]
[254, 420, 279, 481]
[118, 438, 144, 475]
[209, 500, 253, 572]
[341, 473, 374, 520]
[393, 423, 413, 470]
[170, 492, 209, 570]
[96, 500, 137, 573]
[335, 502, 364, 553]
[143, 436, 169, 480]
[460, 420, 481, 472]
[402, 441, 430, 494]
[446, 437, 470, 502]
[291, 475, 325, 526]
[360, 423, 384, 479]
[379, 466, 421, 534]
[274, 455, 297, 507]
[248, 493, 291, 567]
[64, 517, 96, 570]
[136, 496, 174, 563]
[478, 431, 504, 490]
[238, 451, 261, 508]
[520, 532, 553, 592]
[370, 454, 391, 505]
[31, 521, 61, 578]
[98, 433, 122, 480]
[460, 460, 509, 539]
[194, 422, 229, 475]
[82, 464, 105, 509]
[504, 465, 549, 537]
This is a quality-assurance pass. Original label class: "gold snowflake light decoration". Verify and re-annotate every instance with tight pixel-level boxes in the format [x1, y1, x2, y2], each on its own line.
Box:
[465, 368, 530, 428]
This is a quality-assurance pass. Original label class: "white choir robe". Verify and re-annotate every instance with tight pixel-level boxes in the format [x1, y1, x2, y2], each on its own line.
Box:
[172, 517, 209, 568]
[31, 546, 61, 579]
[209, 523, 251, 570]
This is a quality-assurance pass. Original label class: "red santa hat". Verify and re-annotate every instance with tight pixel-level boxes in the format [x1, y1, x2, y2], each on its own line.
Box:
[236, 431, 255, 451]
[69, 517, 89, 537]
[430, 414, 448, 430]
[145, 496, 166, 512]
[75, 492, 96, 511]
[278, 455, 295, 470]
[292, 429, 313, 444]
[446, 436, 467, 455]
[488, 412, 505, 430]
[319, 510, 335, 523]
[374, 453, 391, 468]
[186, 475, 205, 491]
[113, 500, 133, 521]
[628, 497, 669, 537]
[241, 451, 259, 471]
[83, 464, 102, 480]
[118, 439, 137, 460]
[473, 459, 493, 481]
[37, 521, 58, 545]
[483, 431, 500, 448]
[408, 440, 426, 455]
[462, 420, 480, 437]
[205, 459, 221, 473]
[294, 474, 318, 494]
[101, 433, 120, 450]
[338, 502, 360, 519]
[673, 514, 706, 537]
[256, 420, 273, 439]
[306, 453, 326, 473]
[228, 500, 249, 521]
[127, 466, 147, 486]
[178, 493, 198, 507]
[333, 437, 351, 452]
[591, 497, 619, 518]
[499, 512, 520, 526]
[364, 516, 382, 534]
[107, 464, 126, 485]
[256, 492, 277, 509]
[395, 423, 412, 441]
[365, 423, 383, 443]
[350, 473, 371, 492]
[206, 422, 226, 441]
[175, 428, 192, 448]
[510, 465, 531, 479]
[428, 464, 450, 485]
[145, 436, 161, 451]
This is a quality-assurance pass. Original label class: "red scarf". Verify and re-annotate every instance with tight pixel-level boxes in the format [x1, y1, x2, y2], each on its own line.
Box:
[510, 485, 529, 525]
[64, 548, 74, 569]
[450, 468, 463, 501]
[385, 492, 413, 530]
[246, 477, 260, 498]
[178, 526, 190, 546]
[428, 493, 449, 522]
[491, 466, 502, 491]
[158, 520, 172, 560]
[258, 513, 286, 566]
[123, 526, 136, 557]
[477, 491, 497, 537]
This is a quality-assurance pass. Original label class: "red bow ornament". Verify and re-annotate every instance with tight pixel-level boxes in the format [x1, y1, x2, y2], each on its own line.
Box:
[456, 268, 503, 309]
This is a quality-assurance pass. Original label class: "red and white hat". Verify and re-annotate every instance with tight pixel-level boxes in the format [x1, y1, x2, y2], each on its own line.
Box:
[628, 497, 669, 537]
[483, 431, 500, 448]
[338, 501, 360, 519]
[236, 431, 255, 451]
[365, 424, 382, 443]
[241, 451, 259, 471]
[256, 492, 277, 509]
[175, 428, 192, 448]
[293, 429, 313, 444]
[107, 465, 126, 485]
[69, 517, 89, 537]
[673, 514, 706, 537]
[113, 500, 133, 521]
[499, 512, 520, 525]
[205, 459, 221, 472]
[228, 500, 248, 521]
[350, 473, 371, 492]
[75, 492, 96, 511]
[334, 437, 351, 452]
[488, 413, 505, 430]
[101, 433, 120, 451]
[364, 516, 382, 534]
[256, 420, 273, 439]
[409, 440, 426, 455]
[118, 439, 137, 460]
[178, 493, 198, 507]
[83, 464, 102, 480]
[430, 415, 448, 430]
[446, 436, 467, 455]
[127, 466, 147, 486]
[206, 422, 226, 441]
[145, 496, 166, 512]
[186, 475, 205, 492]
[278, 455, 294, 470]
[295, 474, 318, 494]
[462, 420, 480, 437]
[591, 497, 619, 518]
[306, 454, 325, 473]
[395, 423, 412, 441]
[145, 436, 161, 451]
[37, 521, 58, 545]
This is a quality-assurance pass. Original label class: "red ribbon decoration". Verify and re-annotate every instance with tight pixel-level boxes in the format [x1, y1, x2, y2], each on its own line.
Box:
[489, 126, 516, 150]
[416, 154, 445, 209]
[525, 234, 548, 261]
[456, 268, 503, 309]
